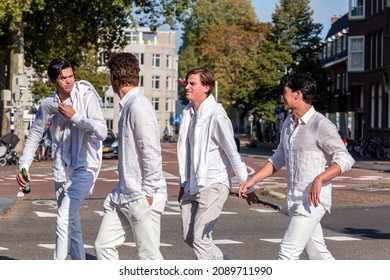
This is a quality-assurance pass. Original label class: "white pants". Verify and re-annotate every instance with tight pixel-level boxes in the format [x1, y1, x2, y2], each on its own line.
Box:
[94, 193, 166, 260]
[54, 169, 94, 260]
[180, 183, 229, 260]
[279, 203, 334, 260]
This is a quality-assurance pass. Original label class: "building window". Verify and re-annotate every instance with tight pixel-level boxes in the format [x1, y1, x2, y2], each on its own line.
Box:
[140, 75, 144, 87]
[348, 36, 364, 71]
[166, 55, 172, 69]
[165, 97, 171, 112]
[152, 97, 160, 111]
[360, 87, 364, 108]
[152, 76, 160, 89]
[125, 31, 140, 42]
[133, 53, 144, 65]
[378, 84, 382, 129]
[106, 119, 113, 130]
[388, 91, 390, 128]
[371, 85, 376, 128]
[143, 32, 156, 44]
[336, 74, 341, 90]
[349, 0, 365, 18]
[166, 76, 173, 91]
[326, 42, 332, 58]
[105, 97, 114, 108]
[152, 54, 161, 68]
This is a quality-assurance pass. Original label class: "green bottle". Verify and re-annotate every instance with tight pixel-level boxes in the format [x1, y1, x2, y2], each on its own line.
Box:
[21, 168, 31, 194]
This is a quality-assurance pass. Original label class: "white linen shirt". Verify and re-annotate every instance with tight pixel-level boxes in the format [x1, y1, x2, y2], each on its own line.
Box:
[19, 81, 107, 189]
[109, 87, 167, 205]
[269, 106, 355, 212]
[177, 94, 249, 195]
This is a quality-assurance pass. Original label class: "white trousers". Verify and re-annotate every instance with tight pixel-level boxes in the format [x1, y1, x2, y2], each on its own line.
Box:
[94, 193, 166, 260]
[54, 169, 94, 260]
[180, 183, 229, 260]
[279, 203, 335, 260]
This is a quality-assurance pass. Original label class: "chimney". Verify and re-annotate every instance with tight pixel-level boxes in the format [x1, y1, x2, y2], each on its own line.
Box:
[331, 15, 341, 24]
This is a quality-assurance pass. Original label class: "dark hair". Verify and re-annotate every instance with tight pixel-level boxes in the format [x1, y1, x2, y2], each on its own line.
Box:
[185, 68, 215, 96]
[107, 52, 140, 88]
[285, 73, 316, 104]
[47, 57, 73, 80]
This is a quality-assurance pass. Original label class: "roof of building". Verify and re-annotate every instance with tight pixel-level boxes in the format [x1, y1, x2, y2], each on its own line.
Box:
[325, 13, 349, 39]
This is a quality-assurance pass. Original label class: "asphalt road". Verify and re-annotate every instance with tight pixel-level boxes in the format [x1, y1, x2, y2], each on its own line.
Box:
[1, 141, 390, 260]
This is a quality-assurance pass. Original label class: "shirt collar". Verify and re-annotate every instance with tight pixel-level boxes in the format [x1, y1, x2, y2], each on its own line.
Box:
[299, 106, 315, 125]
[119, 87, 141, 110]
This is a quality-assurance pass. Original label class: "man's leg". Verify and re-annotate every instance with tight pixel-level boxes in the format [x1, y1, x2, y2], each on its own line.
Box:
[54, 170, 93, 260]
[305, 222, 334, 260]
[192, 183, 229, 260]
[180, 192, 197, 248]
[278, 203, 330, 260]
[95, 196, 131, 260]
[120, 193, 166, 260]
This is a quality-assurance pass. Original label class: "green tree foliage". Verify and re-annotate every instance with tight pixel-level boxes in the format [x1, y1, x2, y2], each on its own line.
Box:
[178, 0, 284, 118]
[271, 0, 329, 111]
[1, 0, 195, 72]
[0, 0, 44, 39]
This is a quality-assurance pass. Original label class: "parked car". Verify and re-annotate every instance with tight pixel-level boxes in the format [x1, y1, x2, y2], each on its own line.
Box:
[102, 129, 118, 159]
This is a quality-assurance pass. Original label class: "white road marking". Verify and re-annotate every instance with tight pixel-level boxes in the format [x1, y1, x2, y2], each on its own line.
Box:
[213, 239, 243, 244]
[34, 211, 57, 218]
[162, 211, 180, 215]
[260, 238, 282, 243]
[95, 211, 104, 216]
[163, 172, 178, 179]
[0, 247, 9, 250]
[355, 176, 383, 180]
[325, 236, 361, 241]
[38, 244, 93, 249]
[250, 208, 279, 213]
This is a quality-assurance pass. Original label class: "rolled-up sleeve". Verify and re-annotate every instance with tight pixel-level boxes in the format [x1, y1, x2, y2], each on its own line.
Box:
[318, 119, 355, 173]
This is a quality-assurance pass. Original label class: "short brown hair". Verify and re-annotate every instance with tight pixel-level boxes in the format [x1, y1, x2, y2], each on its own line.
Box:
[107, 52, 140, 88]
[185, 68, 215, 96]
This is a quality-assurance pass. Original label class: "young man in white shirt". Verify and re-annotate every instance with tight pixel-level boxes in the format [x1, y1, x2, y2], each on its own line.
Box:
[239, 73, 355, 260]
[16, 57, 107, 259]
[94, 52, 167, 260]
[177, 68, 258, 260]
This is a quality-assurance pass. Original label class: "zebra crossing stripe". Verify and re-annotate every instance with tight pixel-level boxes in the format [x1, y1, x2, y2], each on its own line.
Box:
[0, 247, 9, 250]
[213, 239, 243, 244]
[38, 244, 94, 249]
[260, 238, 282, 243]
[34, 211, 57, 218]
[325, 236, 361, 241]
[251, 208, 279, 213]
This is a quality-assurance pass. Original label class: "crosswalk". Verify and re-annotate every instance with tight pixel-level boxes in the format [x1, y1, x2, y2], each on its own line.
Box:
[0, 199, 362, 253]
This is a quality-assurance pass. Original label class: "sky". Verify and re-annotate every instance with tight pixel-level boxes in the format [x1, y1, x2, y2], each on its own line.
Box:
[251, 0, 349, 40]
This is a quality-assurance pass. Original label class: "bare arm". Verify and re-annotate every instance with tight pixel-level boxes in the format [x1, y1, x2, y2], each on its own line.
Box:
[239, 161, 277, 198]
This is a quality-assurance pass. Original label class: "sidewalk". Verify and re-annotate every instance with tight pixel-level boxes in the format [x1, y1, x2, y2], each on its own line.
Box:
[237, 134, 390, 211]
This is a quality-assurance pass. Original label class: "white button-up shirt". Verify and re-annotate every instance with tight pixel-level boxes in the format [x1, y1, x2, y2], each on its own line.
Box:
[177, 94, 249, 195]
[269, 107, 355, 211]
[109, 87, 167, 205]
[19, 81, 107, 188]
